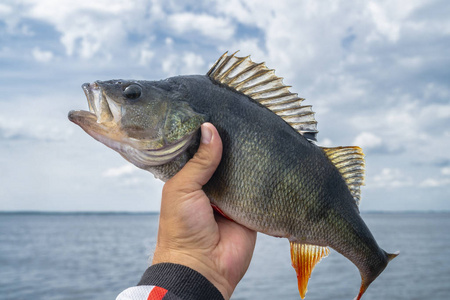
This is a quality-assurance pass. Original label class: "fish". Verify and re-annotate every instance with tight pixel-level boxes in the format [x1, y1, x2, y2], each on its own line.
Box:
[68, 51, 398, 299]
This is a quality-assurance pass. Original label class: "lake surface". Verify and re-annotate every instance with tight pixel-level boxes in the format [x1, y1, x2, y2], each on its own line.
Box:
[1, 212, 449, 299]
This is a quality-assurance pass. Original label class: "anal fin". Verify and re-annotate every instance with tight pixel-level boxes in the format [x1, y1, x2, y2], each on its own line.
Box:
[290, 242, 330, 299]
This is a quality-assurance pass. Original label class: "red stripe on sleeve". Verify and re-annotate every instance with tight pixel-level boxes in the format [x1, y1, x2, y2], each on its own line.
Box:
[147, 286, 168, 300]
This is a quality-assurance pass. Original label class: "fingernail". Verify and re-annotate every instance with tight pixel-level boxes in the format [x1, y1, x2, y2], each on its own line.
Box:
[201, 124, 212, 144]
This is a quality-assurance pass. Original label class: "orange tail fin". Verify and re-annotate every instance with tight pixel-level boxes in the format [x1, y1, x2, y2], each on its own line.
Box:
[290, 242, 330, 299]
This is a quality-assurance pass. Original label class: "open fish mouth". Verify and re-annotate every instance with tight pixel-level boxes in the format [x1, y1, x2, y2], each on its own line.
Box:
[68, 82, 199, 167]
[82, 82, 122, 123]
[68, 82, 131, 155]
[68, 82, 124, 149]
[68, 82, 121, 128]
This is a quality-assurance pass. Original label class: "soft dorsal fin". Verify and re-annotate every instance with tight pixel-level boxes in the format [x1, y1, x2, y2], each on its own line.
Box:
[321, 146, 365, 206]
[208, 51, 318, 141]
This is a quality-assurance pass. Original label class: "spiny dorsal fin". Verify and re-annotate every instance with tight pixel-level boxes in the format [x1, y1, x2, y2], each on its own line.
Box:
[208, 51, 318, 141]
[321, 146, 365, 206]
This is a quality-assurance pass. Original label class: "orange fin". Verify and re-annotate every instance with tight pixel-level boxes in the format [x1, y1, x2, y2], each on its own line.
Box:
[290, 242, 330, 299]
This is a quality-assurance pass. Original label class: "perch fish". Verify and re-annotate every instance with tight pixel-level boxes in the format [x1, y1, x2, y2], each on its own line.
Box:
[68, 52, 398, 299]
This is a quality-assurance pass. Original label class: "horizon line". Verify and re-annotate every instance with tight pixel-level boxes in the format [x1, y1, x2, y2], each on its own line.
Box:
[1, 210, 449, 215]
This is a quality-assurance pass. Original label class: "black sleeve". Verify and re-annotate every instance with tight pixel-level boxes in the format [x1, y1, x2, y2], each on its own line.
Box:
[138, 263, 225, 300]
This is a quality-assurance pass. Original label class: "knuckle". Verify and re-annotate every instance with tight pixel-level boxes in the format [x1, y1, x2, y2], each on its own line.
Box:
[190, 149, 212, 169]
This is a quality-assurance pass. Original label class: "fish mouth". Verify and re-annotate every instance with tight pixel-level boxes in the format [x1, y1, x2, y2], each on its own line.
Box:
[68, 82, 199, 168]
[82, 82, 121, 123]
[68, 82, 125, 149]
[68, 82, 120, 126]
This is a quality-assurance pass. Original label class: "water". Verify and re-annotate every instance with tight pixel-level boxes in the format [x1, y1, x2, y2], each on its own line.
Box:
[0, 212, 449, 300]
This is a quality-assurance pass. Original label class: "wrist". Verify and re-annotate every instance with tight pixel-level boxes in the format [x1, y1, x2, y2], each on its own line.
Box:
[153, 248, 233, 300]
[138, 263, 225, 300]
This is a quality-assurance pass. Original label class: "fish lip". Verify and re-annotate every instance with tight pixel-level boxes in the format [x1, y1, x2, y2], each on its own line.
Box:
[69, 82, 122, 147]
[81, 81, 117, 123]
[68, 109, 97, 125]
[82, 82, 98, 114]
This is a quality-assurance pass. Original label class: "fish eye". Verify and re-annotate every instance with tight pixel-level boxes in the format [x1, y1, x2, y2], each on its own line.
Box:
[123, 85, 142, 100]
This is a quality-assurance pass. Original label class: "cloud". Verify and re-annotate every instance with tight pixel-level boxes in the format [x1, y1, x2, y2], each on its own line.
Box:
[348, 99, 450, 162]
[1, 0, 449, 211]
[162, 51, 206, 76]
[13, 0, 148, 60]
[353, 132, 383, 151]
[102, 164, 137, 177]
[168, 13, 235, 41]
[0, 3, 12, 15]
[182, 52, 206, 74]
[101, 164, 160, 188]
[138, 47, 155, 66]
[419, 167, 450, 188]
[0, 116, 72, 141]
[420, 178, 450, 188]
[442, 167, 450, 176]
[319, 138, 334, 147]
[370, 168, 413, 188]
[31, 47, 53, 62]
[366, 0, 423, 42]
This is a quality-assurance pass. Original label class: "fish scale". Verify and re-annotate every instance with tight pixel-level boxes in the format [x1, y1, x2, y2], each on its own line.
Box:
[68, 52, 398, 299]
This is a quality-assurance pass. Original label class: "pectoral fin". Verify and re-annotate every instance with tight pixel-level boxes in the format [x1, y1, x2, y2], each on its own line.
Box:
[290, 242, 330, 299]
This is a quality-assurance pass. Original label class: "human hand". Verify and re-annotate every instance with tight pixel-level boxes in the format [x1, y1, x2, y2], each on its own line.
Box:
[152, 122, 257, 300]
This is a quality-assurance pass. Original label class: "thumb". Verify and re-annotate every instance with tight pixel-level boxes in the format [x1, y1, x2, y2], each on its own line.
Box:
[169, 122, 223, 192]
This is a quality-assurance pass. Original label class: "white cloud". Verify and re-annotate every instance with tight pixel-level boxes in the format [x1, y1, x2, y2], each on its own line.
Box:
[0, 115, 72, 141]
[0, 3, 12, 15]
[101, 164, 164, 189]
[168, 13, 235, 41]
[367, 0, 424, 42]
[319, 138, 334, 147]
[349, 100, 450, 161]
[424, 83, 450, 101]
[165, 37, 174, 47]
[162, 52, 206, 76]
[102, 164, 136, 177]
[1, 0, 449, 211]
[58, 16, 125, 59]
[139, 48, 155, 66]
[32, 47, 53, 62]
[226, 39, 265, 63]
[16, 0, 148, 59]
[370, 168, 413, 188]
[161, 54, 177, 76]
[353, 132, 383, 150]
[182, 52, 205, 74]
[442, 167, 450, 176]
[420, 178, 450, 188]
[121, 177, 145, 187]
[368, 2, 400, 42]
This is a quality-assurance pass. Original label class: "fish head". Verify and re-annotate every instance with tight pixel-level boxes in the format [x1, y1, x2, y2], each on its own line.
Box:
[68, 79, 205, 170]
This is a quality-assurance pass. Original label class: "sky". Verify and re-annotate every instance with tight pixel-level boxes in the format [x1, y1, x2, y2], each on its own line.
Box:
[0, 0, 449, 212]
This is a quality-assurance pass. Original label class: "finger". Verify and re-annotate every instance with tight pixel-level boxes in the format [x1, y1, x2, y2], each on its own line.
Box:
[168, 122, 223, 193]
